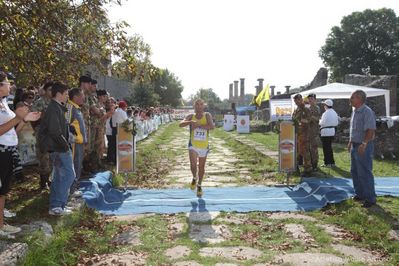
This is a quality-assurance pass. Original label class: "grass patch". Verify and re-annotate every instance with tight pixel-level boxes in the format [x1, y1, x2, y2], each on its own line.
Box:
[126, 122, 182, 188]
[309, 199, 399, 265]
[212, 128, 291, 184]
[229, 130, 399, 178]
[21, 207, 118, 266]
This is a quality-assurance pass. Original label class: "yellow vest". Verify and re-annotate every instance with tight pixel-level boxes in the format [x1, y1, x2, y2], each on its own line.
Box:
[190, 113, 209, 149]
[66, 100, 84, 144]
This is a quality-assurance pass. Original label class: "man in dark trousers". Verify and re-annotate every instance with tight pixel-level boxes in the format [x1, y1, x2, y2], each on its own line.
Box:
[348, 90, 376, 208]
[39, 81, 75, 215]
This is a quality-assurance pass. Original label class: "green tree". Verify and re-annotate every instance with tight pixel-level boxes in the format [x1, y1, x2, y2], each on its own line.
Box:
[0, 0, 149, 86]
[112, 35, 157, 83]
[319, 8, 399, 81]
[189, 88, 222, 110]
[128, 83, 160, 107]
[153, 69, 183, 107]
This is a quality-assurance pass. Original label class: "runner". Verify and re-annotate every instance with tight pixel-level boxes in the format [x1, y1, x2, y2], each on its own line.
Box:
[179, 99, 214, 197]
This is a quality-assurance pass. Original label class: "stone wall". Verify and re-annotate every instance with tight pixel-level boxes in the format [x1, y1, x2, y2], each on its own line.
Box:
[344, 74, 398, 116]
[330, 95, 386, 118]
[335, 117, 399, 159]
[305, 68, 328, 90]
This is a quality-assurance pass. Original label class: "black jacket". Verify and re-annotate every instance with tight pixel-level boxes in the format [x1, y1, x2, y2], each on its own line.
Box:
[39, 99, 70, 153]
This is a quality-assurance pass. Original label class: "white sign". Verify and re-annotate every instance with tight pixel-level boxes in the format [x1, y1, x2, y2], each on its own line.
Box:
[223, 115, 235, 131]
[236, 115, 250, 133]
[172, 109, 194, 120]
[270, 99, 293, 121]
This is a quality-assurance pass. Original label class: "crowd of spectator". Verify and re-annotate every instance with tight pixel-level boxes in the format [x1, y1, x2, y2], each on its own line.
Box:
[0, 71, 172, 235]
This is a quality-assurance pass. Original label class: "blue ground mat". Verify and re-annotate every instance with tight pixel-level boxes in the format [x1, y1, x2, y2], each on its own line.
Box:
[80, 171, 399, 215]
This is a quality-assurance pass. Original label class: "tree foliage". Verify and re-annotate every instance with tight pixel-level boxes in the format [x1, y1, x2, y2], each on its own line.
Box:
[111, 35, 157, 83]
[189, 88, 222, 110]
[153, 69, 183, 107]
[0, 0, 152, 86]
[319, 8, 399, 81]
[128, 83, 160, 108]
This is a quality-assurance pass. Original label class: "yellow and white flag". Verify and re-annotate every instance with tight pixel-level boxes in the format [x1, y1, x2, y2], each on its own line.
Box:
[255, 84, 270, 106]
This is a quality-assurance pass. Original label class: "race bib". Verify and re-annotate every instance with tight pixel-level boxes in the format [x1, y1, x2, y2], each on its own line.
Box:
[193, 127, 207, 141]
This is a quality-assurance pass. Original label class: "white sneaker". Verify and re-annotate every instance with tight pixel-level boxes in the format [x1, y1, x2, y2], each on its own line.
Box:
[0, 224, 21, 235]
[48, 207, 72, 216]
[4, 209, 16, 218]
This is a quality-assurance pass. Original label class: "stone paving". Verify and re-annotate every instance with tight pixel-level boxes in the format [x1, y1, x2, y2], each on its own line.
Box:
[164, 130, 242, 188]
[3, 124, 395, 265]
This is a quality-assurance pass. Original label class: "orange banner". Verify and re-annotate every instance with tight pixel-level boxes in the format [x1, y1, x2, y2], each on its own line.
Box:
[117, 122, 135, 174]
[279, 121, 296, 172]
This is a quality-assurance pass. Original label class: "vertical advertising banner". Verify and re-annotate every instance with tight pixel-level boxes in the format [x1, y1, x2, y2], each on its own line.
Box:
[270, 99, 293, 121]
[279, 121, 296, 172]
[223, 115, 235, 131]
[236, 115, 250, 133]
[116, 122, 135, 174]
[18, 123, 37, 165]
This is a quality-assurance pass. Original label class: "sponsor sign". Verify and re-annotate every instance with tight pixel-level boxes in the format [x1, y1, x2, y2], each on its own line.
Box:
[117, 120, 135, 173]
[279, 121, 296, 172]
[223, 115, 235, 131]
[18, 123, 37, 165]
[172, 109, 194, 120]
[236, 115, 250, 133]
[270, 99, 293, 121]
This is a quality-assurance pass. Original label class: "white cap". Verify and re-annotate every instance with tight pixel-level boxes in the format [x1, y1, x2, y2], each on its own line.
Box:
[322, 99, 333, 107]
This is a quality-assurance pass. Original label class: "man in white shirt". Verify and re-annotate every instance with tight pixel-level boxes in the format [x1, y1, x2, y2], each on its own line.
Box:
[112, 101, 128, 127]
[319, 99, 339, 167]
[109, 101, 128, 164]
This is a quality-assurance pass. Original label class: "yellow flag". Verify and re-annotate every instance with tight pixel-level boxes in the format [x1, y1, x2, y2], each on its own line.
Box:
[255, 84, 270, 106]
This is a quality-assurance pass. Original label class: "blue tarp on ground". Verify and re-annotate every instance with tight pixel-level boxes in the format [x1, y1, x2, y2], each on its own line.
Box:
[80, 171, 399, 215]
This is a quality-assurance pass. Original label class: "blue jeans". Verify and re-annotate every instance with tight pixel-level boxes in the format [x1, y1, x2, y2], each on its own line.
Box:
[49, 150, 76, 209]
[73, 144, 84, 180]
[350, 141, 376, 204]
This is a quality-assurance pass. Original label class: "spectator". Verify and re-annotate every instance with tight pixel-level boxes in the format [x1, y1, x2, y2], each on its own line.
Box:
[39, 81, 75, 216]
[31, 81, 53, 189]
[348, 90, 377, 208]
[66, 88, 87, 181]
[109, 100, 128, 164]
[292, 94, 312, 177]
[319, 99, 339, 167]
[307, 93, 320, 170]
[16, 90, 35, 108]
[0, 71, 41, 235]
[90, 89, 113, 168]
[105, 97, 116, 164]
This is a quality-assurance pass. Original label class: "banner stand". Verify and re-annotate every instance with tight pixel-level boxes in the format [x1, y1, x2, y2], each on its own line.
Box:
[278, 121, 296, 187]
[116, 120, 136, 190]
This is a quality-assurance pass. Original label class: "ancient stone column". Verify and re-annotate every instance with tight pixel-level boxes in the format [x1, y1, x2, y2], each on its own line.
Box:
[234, 80, 239, 101]
[257, 79, 264, 95]
[229, 83, 233, 102]
[255, 86, 259, 95]
[270, 85, 275, 96]
[285, 85, 291, 94]
[240, 78, 245, 104]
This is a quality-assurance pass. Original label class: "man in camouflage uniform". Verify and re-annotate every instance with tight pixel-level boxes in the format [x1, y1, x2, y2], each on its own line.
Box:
[307, 93, 320, 170]
[31, 81, 53, 189]
[91, 90, 113, 168]
[292, 94, 312, 176]
[78, 75, 94, 173]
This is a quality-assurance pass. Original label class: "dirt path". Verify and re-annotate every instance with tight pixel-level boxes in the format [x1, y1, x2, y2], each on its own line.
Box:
[92, 125, 387, 265]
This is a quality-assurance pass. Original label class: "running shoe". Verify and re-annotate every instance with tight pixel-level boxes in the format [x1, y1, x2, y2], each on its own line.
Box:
[4, 209, 16, 218]
[196, 186, 203, 197]
[190, 179, 196, 190]
[0, 224, 21, 235]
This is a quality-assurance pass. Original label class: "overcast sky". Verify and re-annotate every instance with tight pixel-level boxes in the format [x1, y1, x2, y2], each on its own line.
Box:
[107, 0, 399, 100]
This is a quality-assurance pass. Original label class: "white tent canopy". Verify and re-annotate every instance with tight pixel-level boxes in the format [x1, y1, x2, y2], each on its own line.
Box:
[291, 83, 390, 116]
